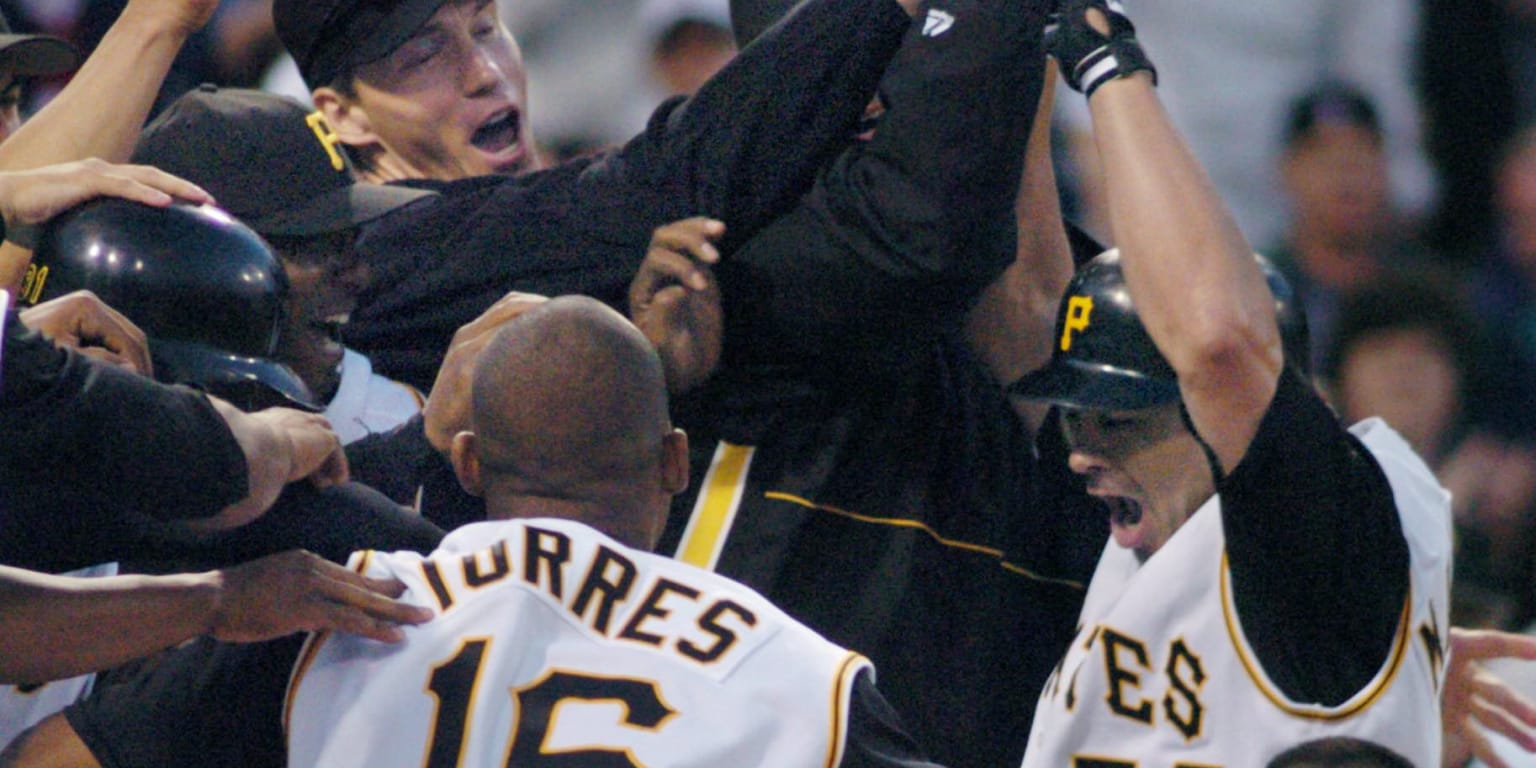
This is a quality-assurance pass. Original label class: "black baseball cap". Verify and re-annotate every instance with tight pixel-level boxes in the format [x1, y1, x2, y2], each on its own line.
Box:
[1283, 81, 1381, 147]
[274, 0, 451, 89]
[132, 85, 434, 237]
[0, 9, 79, 77]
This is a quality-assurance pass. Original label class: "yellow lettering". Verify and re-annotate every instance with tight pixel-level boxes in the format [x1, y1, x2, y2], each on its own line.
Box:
[305, 111, 348, 172]
[20, 264, 47, 305]
[1060, 296, 1094, 351]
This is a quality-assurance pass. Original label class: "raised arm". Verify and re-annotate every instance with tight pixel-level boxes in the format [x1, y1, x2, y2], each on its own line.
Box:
[620, 0, 916, 253]
[1065, 2, 1281, 472]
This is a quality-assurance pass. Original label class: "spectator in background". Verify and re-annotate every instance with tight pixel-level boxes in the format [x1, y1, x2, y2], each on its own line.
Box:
[641, 0, 733, 98]
[1324, 274, 1536, 629]
[539, 0, 736, 164]
[1268, 82, 1435, 373]
[1417, 0, 1536, 257]
[1466, 124, 1536, 433]
[0, 0, 278, 117]
[1055, 0, 1431, 249]
[0, 7, 75, 144]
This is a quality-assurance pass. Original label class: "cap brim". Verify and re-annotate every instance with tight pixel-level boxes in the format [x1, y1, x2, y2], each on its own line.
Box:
[1009, 358, 1181, 411]
[153, 338, 321, 412]
[0, 35, 80, 76]
[244, 183, 435, 237]
[352, 0, 449, 69]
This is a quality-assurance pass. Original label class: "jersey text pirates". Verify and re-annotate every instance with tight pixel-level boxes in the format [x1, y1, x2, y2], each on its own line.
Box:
[1022, 418, 1452, 767]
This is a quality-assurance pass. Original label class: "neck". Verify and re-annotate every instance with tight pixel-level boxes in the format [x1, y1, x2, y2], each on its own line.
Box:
[482, 488, 655, 551]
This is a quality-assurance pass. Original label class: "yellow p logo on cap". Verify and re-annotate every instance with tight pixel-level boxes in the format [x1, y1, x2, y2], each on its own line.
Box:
[305, 111, 347, 172]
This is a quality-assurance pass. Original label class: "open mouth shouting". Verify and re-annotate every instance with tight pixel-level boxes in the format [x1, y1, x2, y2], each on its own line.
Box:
[1101, 495, 1149, 554]
[470, 107, 527, 173]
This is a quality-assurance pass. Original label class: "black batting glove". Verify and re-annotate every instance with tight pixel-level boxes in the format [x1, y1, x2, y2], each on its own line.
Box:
[1045, 0, 1157, 99]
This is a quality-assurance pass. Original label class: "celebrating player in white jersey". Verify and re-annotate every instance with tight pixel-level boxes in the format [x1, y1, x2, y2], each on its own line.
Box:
[286, 295, 938, 768]
[1008, 1, 1453, 765]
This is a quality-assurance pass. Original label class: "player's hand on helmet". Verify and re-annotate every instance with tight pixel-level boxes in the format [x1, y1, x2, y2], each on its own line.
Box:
[424, 291, 550, 455]
[629, 217, 724, 396]
[1045, 0, 1156, 98]
[1441, 627, 1536, 768]
[207, 549, 433, 643]
[19, 289, 153, 376]
[0, 159, 212, 244]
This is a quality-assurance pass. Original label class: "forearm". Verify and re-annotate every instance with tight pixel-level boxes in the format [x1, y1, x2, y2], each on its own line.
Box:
[0, 566, 220, 684]
[966, 58, 1073, 388]
[1089, 75, 1263, 363]
[205, 398, 292, 529]
[1087, 74, 1279, 467]
[1, 242, 31, 295]
[860, 2, 1054, 257]
[0, 4, 194, 170]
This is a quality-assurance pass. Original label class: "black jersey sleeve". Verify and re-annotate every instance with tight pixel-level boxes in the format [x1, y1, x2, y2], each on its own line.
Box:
[615, 0, 914, 255]
[0, 313, 249, 572]
[841, 668, 949, 768]
[1218, 366, 1408, 705]
[712, 0, 1054, 373]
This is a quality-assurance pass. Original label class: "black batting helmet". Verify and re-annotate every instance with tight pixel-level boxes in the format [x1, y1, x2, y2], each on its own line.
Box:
[22, 199, 319, 411]
[1009, 249, 1309, 410]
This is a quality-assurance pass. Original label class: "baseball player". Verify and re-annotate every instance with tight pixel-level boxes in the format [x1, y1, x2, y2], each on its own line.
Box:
[5, 296, 939, 768]
[1010, 1, 1451, 764]
[130, 86, 437, 444]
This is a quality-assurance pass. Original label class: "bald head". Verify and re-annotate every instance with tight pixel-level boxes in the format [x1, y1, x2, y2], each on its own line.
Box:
[458, 296, 684, 546]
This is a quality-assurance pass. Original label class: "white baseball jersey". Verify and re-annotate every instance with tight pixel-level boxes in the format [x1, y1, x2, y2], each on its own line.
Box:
[0, 562, 117, 751]
[1022, 418, 1452, 767]
[322, 349, 424, 445]
[285, 518, 870, 767]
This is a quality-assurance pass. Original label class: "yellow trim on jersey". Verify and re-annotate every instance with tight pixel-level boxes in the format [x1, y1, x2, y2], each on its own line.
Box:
[765, 492, 1086, 591]
[283, 550, 376, 740]
[1219, 550, 1411, 720]
[675, 442, 755, 570]
[825, 652, 871, 768]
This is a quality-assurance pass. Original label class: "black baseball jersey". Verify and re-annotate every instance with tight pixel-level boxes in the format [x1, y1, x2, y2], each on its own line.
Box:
[655, 2, 1106, 764]
[343, 0, 913, 392]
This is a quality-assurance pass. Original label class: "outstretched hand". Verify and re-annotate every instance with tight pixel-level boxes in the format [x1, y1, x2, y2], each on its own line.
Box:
[628, 217, 724, 396]
[1444, 627, 1536, 768]
[208, 549, 434, 643]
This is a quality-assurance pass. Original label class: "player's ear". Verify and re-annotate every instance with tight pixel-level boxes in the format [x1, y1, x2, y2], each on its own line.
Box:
[450, 431, 485, 497]
[660, 428, 689, 496]
[312, 86, 379, 149]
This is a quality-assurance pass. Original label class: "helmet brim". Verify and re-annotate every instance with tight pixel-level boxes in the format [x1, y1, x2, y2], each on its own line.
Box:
[1009, 358, 1181, 411]
[153, 338, 321, 412]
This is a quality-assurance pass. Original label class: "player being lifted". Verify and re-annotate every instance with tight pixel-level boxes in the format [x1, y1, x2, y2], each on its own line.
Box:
[1009, 0, 1453, 764]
